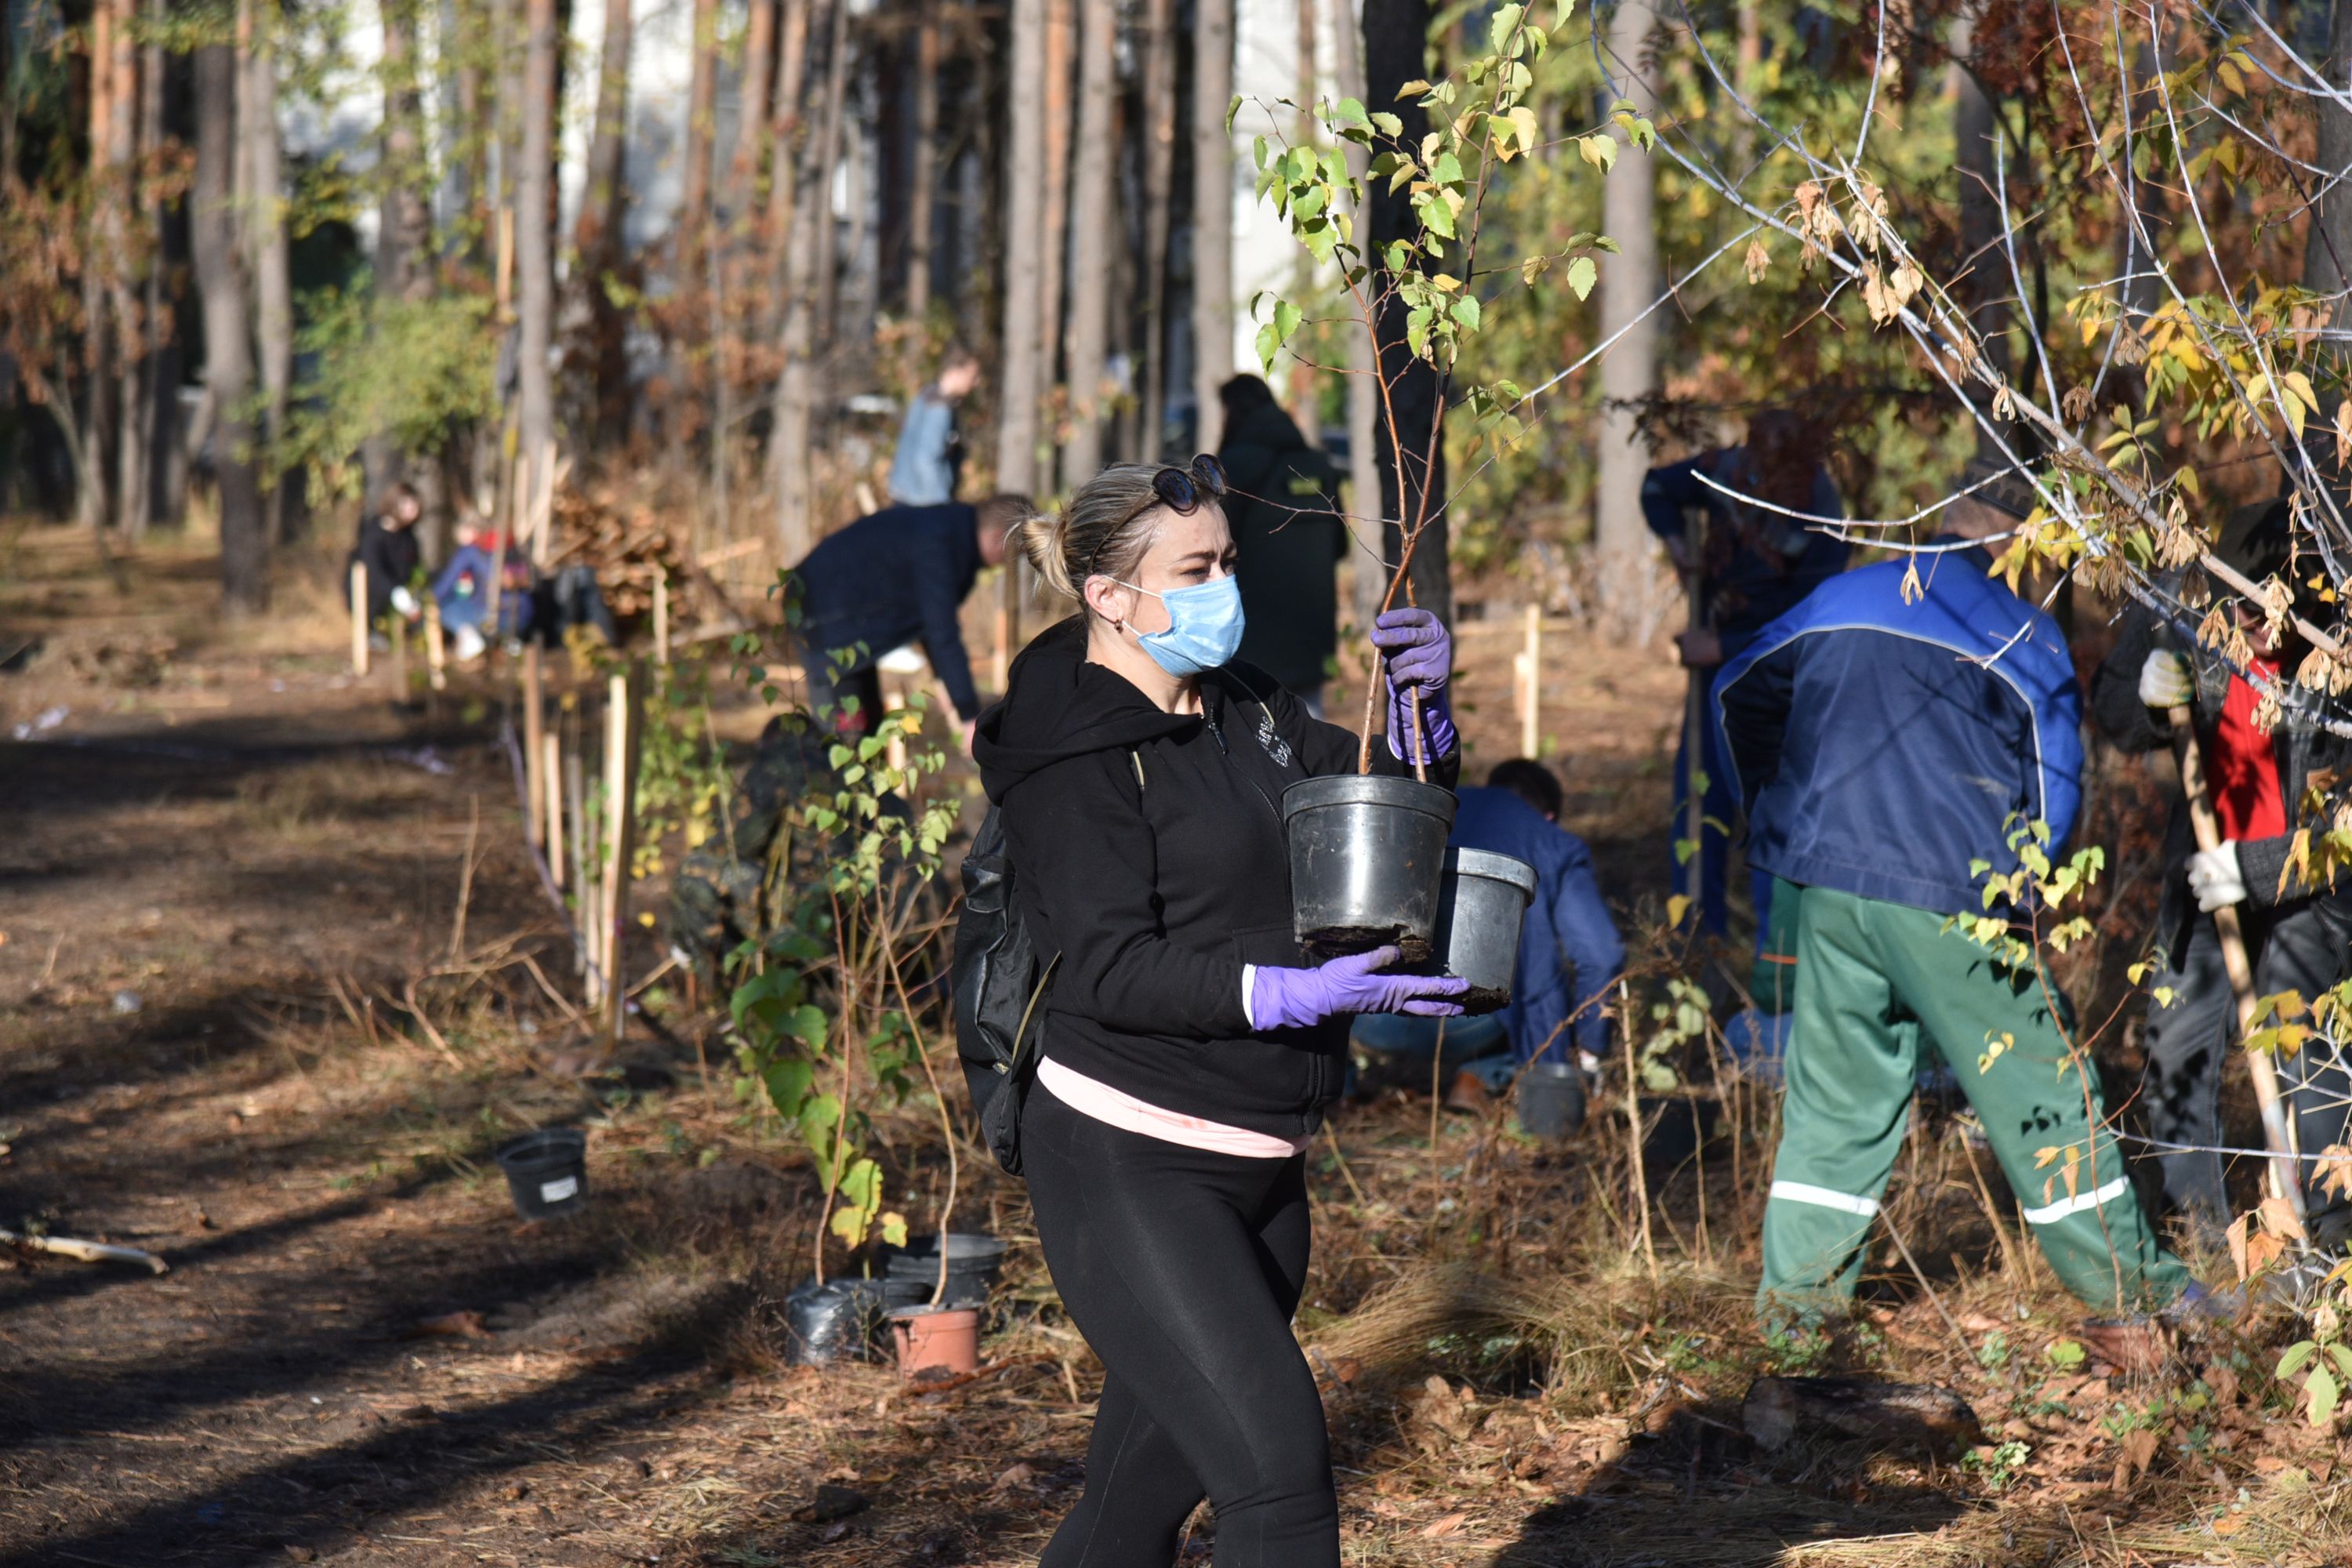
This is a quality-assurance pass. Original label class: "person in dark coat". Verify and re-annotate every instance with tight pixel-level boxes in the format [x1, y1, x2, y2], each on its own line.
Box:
[975, 457, 1463, 1567]
[788, 494, 1029, 746]
[1217, 375, 1346, 717]
[2089, 497, 2352, 1253]
[346, 481, 424, 634]
[1642, 411, 1849, 935]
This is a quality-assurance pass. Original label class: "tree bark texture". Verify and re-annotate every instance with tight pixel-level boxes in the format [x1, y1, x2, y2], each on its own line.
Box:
[110, 0, 147, 537]
[517, 0, 557, 560]
[757, 0, 811, 340]
[996, 0, 1047, 495]
[906, 0, 940, 319]
[1336, 0, 1383, 637]
[1188, 0, 1232, 451]
[1134, 0, 1176, 461]
[242, 6, 295, 539]
[1593, 0, 1659, 612]
[2306, 0, 2352, 324]
[1948, 13, 2011, 451]
[1361, 0, 1448, 622]
[80, 0, 118, 533]
[1059, 0, 1114, 484]
[194, 42, 267, 609]
[575, 0, 632, 444]
[675, 0, 719, 274]
[725, 0, 776, 223]
[770, 0, 846, 560]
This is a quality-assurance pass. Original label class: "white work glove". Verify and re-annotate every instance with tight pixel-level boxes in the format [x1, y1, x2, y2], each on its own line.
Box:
[389, 586, 419, 619]
[2139, 648, 2194, 710]
[2187, 841, 2248, 913]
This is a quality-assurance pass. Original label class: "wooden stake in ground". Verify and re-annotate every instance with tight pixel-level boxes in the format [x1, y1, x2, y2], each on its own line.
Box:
[601, 666, 640, 1051]
[2169, 705, 2309, 1235]
[568, 720, 591, 986]
[350, 561, 370, 677]
[884, 687, 907, 773]
[424, 596, 447, 691]
[1679, 513, 1708, 931]
[653, 574, 670, 666]
[521, 643, 545, 844]
[543, 726, 565, 890]
[1515, 602, 1541, 758]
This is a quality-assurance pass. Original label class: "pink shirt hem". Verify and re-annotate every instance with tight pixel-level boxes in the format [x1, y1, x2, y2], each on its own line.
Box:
[1036, 1056, 1310, 1160]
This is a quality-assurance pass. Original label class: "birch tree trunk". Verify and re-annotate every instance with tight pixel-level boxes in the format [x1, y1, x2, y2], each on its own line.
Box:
[517, 0, 557, 561]
[1189, 0, 1233, 451]
[996, 0, 1047, 495]
[1593, 0, 1658, 620]
[194, 42, 267, 609]
[1134, 0, 1176, 461]
[1059, 0, 1114, 484]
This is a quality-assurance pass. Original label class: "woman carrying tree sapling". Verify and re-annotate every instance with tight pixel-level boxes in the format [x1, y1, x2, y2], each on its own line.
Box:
[973, 458, 1464, 1567]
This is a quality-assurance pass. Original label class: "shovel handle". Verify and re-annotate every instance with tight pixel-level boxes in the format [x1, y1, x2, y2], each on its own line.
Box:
[2167, 704, 2308, 1232]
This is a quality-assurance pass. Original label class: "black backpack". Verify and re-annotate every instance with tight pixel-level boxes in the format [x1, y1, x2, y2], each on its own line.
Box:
[951, 806, 1058, 1175]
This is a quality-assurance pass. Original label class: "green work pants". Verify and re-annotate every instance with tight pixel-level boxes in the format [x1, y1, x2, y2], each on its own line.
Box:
[1759, 885, 2190, 1324]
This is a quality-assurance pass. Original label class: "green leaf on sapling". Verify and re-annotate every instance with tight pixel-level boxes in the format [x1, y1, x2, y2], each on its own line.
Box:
[1451, 295, 1482, 331]
[1371, 111, 1403, 137]
[1566, 256, 1599, 300]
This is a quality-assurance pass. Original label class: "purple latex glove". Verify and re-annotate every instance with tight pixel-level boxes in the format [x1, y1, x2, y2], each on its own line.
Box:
[1250, 946, 1468, 1030]
[1370, 608, 1457, 762]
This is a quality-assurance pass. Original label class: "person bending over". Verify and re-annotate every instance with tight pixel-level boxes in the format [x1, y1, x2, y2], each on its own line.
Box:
[974, 456, 1465, 1568]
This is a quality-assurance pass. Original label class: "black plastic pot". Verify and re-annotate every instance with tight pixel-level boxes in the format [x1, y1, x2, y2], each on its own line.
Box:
[1282, 775, 1457, 961]
[784, 1277, 892, 1366]
[884, 1232, 1007, 1309]
[1639, 1094, 1723, 1173]
[1432, 848, 1536, 1012]
[494, 1127, 587, 1220]
[1516, 1062, 1586, 1142]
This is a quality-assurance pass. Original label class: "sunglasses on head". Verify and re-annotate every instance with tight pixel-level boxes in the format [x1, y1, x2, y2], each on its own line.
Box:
[1086, 455, 1229, 582]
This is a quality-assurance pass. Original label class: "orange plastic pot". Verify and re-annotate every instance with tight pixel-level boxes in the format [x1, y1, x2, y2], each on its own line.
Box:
[889, 1305, 980, 1379]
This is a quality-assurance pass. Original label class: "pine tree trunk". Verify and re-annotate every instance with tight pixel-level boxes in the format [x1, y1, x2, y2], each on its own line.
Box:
[1362, 0, 1448, 621]
[1134, 0, 1175, 461]
[136, 0, 177, 532]
[1031, 0, 1073, 494]
[109, 0, 146, 538]
[905, 0, 938, 319]
[770, 0, 845, 559]
[1287, 0, 1318, 443]
[80, 0, 118, 535]
[1948, 13, 2009, 451]
[2307, 2, 2352, 322]
[1592, 0, 1658, 619]
[243, 6, 295, 540]
[675, 0, 718, 274]
[1336, 0, 1382, 637]
[810, 0, 851, 343]
[756, 0, 811, 341]
[194, 42, 267, 609]
[1189, 0, 1232, 450]
[1059, 0, 1113, 484]
[724, 0, 776, 223]
[517, 0, 557, 561]
[575, 0, 632, 445]
[996, 0, 1046, 495]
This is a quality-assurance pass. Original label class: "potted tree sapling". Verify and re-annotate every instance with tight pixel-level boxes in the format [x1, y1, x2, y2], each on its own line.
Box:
[1245, 3, 1641, 975]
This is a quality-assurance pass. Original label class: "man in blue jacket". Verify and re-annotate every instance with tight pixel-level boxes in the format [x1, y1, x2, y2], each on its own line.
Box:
[1714, 464, 2190, 1324]
[789, 494, 1028, 746]
[887, 347, 981, 506]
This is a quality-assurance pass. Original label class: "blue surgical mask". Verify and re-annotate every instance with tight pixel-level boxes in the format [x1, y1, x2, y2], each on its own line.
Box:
[1116, 574, 1246, 677]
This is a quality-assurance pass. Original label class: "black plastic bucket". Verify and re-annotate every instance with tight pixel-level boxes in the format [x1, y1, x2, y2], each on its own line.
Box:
[494, 1127, 587, 1220]
[784, 1276, 892, 1365]
[1517, 1062, 1586, 1142]
[1282, 775, 1457, 961]
[884, 1232, 1007, 1309]
[1432, 848, 1536, 1013]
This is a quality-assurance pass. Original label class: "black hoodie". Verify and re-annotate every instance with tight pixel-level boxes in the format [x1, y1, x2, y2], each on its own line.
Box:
[974, 616, 1457, 1138]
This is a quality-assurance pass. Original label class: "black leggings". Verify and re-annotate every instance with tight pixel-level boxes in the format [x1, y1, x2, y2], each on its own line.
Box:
[1021, 1083, 1337, 1568]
